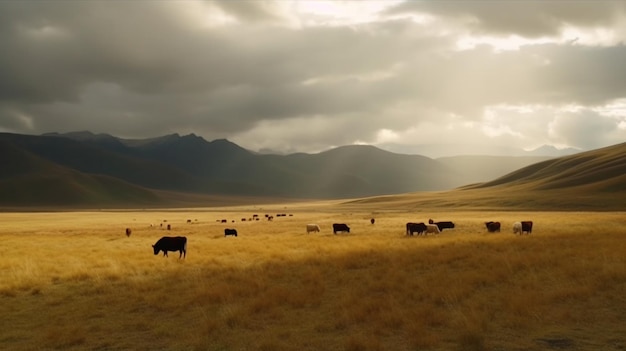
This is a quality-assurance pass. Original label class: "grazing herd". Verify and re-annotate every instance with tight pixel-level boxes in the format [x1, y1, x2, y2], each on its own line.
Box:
[332, 223, 350, 234]
[224, 228, 238, 237]
[306, 224, 321, 234]
[513, 221, 533, 234]
[138, 214, 534, 260]
[485, 221, 501, 232]
[152, 236, 187, 259]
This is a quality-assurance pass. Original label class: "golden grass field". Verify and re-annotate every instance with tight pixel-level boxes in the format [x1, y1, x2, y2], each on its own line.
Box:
[0, 201, 625, 351]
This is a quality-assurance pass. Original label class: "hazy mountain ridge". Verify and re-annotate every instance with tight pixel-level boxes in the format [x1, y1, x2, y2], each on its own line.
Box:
[378, 142, 580, 158]
[3, 131, 610, 207]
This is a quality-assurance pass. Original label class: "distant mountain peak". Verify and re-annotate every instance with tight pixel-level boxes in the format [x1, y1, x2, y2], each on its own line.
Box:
[526, 144, 581, 157]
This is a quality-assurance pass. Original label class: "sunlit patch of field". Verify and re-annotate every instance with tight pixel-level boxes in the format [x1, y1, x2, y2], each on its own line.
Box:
[0, 206, 625, 351]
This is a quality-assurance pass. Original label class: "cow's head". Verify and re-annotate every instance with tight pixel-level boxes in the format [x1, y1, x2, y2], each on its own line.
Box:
[152, 245, 159, 255]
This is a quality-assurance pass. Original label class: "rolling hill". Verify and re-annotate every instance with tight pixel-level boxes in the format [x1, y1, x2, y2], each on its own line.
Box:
[469, 141, 626, 193]
[346, 142, 626, 211]
[0, 140, 162, 207]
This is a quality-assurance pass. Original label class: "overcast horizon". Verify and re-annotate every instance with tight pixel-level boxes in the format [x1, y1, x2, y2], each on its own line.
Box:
[2, 1, 626, 158]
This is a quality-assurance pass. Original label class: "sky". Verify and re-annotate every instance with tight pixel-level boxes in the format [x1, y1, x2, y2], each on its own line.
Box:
[1, 1, 626, 157]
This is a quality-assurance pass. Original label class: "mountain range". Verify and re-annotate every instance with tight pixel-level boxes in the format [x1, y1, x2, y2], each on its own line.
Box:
[0, 131, 621, 208]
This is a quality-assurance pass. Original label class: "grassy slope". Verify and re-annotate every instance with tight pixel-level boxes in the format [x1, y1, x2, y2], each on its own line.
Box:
[0, 210, 624, 351]
[471, 142, 626, 192]
[346, 142, 626, 211]
[0, 140, 162, 207]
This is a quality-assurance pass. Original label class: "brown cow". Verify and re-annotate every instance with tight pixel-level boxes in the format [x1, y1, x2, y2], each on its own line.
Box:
[485, 221, 501, 232]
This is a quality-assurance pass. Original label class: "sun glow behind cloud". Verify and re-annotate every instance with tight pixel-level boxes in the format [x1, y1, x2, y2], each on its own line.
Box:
[295, 1, 403, 26]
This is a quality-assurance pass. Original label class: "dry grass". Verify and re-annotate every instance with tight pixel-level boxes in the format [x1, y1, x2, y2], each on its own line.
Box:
[0, 206, 624, 351]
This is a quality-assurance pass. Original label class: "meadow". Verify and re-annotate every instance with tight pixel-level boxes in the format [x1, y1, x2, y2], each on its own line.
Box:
[0, 204, 624, 351]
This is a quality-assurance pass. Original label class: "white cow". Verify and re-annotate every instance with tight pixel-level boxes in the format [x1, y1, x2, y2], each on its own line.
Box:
[513, 222, 522, 234]
[425, 224, 440, 235]
[306, 224, 321, 234]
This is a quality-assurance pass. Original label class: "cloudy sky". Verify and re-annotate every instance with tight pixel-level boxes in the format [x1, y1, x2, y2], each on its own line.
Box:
[1, 1, 626, 157]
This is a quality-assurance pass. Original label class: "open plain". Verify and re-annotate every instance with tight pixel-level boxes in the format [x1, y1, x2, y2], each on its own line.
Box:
[1, 203, 625, 351]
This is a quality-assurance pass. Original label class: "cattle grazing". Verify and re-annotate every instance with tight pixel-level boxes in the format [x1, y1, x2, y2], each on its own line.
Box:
[221, 219, 227, 223]
[429, 219, 455, 231]
[125, 228, 132, 237]
[152, 236, 187, 259]
[306, 224, 321, 234]
[370, 218, 375, 225]
[167, 224, 171, 230]
[485, 221, 501, 233]
[513, 222, 522, 234]
[187, 219, 192, 223]
[224, 228, 238, 237]
[406, 222, 427, 236]
[333, 223, 350, 234]
[425, 224, 441, 235]
[521, 221, 533, 234]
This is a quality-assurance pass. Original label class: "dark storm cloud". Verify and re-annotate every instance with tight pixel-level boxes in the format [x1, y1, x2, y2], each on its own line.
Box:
[0, 1, 625, 154]
[0, 2, 433, 136]
[209, 0, 289, 24]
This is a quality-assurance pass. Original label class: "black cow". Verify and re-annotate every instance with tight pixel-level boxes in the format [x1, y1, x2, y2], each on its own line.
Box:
[224, 228, 238, 237]
[370, 218, 375, 225]
[125, 228, 132, 237]
[429, 219, 455, 231]
[152, 236, 187, 259]
[333, 223, 350, 234]
[406, 222, 427, 236]
[485, 221, 501, 232]
[522, 221, 533, 234]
